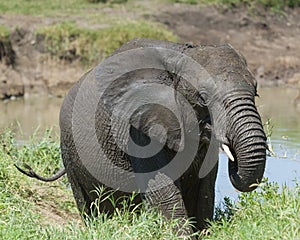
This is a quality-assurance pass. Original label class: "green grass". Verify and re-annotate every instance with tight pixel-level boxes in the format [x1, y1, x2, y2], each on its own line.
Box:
[0, 129, 194, 239]
[204, 181, 300, 239]
[0, 0, 145, 17]
[0, 25, 10, 39]
[36, 21, 177, 66]
[0, 0, 97, 16]
[1, 128, 299, 239]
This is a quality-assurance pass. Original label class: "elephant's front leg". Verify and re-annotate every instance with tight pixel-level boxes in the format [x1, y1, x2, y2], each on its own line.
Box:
[181, 148, 219, 231]
[145, 172, 193, 236]
[129, 126, 193, 235]
[195, 162, 218, 230]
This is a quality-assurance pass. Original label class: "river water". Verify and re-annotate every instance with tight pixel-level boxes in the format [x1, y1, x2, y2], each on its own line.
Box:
[0, 87, 299, 203]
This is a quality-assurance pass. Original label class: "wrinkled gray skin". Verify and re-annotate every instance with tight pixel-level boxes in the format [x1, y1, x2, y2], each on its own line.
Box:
[18, 38, 267, 233]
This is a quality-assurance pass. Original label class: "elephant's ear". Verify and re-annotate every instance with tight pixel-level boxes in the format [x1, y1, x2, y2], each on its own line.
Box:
[129, 103, 184, 152]
[114, 83, 199, 153]
[100, 38, 200, 153]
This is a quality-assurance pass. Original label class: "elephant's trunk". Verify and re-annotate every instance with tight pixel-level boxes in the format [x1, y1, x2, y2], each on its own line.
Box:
[224, 93, 267, 192]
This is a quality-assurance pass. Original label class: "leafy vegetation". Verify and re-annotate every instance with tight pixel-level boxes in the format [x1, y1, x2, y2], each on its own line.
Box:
[36, 21, 177, 66]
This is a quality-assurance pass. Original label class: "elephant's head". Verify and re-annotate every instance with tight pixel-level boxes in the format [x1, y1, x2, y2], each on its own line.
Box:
[184, 44, 267, 192]
[96, 38, 266, 193]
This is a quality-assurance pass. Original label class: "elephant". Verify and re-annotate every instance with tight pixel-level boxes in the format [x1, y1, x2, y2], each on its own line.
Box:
[15, 38, 267, 234]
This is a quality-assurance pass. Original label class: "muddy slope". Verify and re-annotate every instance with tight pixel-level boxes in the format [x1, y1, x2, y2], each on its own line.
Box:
[155, 5, 300, 87]
[0, 26, 83, 99]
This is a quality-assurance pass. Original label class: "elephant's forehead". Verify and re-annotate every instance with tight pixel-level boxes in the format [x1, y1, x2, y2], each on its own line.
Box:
[184, 44, 256, 87]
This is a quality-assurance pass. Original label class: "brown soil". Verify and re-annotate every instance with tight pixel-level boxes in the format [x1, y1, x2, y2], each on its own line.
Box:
[27, 183, 81, 228]
[1, 3, 300, 100]
[154, 4, 300, 87]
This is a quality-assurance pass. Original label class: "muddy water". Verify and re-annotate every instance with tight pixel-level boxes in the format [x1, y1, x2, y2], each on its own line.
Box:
[0, 87, 299, 202]
[0, 97, 62, 139]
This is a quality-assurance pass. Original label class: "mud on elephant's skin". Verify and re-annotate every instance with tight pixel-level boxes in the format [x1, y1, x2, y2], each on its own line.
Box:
[15, 38, 267, 233]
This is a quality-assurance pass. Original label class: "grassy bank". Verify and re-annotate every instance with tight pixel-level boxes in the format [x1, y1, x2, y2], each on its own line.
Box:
[0, 129, 193, 239]
[204, 181, 300, 239]
[0, 129, 299, 239]
[36, 21, 177, 66]
[0, 0, 104, 16]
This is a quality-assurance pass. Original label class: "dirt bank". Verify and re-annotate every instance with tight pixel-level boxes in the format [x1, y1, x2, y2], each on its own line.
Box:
[0, 22, 83, 99]
[155, 4, 300, 87]
[0, 3, 300, 99]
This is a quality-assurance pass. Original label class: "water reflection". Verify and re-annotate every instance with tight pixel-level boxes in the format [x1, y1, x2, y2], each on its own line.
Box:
[0, 87, 299, 202]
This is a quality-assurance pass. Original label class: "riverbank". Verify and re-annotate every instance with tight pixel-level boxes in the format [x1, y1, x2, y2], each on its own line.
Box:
[0, 0, 300, 100]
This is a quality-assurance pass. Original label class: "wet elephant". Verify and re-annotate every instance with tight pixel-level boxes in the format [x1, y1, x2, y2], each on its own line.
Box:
[16, 38, 267, 233]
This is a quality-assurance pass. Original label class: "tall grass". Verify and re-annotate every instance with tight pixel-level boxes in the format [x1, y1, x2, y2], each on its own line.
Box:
[1, 128, 299, 239]
[0, 129, 194, 239]
[204, 180, 300, 239]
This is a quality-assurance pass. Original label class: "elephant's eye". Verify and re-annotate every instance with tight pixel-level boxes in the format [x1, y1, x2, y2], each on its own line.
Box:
[199, 92, 209, 106]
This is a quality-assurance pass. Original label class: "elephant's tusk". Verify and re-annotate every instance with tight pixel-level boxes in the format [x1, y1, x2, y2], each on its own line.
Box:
[222, 144, 235, 162]
[249, 183, 259, 188]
